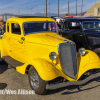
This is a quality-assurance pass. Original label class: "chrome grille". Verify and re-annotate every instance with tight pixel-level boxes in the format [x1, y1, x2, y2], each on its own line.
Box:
[58, 42, 77, 79]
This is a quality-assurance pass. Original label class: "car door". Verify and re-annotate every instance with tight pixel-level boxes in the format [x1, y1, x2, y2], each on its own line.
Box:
[3, 22, 13, 57]
[65, 21, 82, 41]
[8, 22, 27, 63]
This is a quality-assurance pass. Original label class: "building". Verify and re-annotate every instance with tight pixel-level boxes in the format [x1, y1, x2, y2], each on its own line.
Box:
[84, 0, 100, 17]
[0, 14, 17, 22]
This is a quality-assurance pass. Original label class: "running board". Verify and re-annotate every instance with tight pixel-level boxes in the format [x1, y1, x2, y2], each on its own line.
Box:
[2, 56, 24, 69]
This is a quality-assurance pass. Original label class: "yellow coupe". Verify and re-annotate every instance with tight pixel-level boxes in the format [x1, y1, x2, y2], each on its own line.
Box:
[0, 16, 100, 95]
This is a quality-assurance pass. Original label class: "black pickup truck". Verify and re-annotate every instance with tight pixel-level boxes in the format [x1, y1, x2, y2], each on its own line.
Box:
[59, 18, 100, 55]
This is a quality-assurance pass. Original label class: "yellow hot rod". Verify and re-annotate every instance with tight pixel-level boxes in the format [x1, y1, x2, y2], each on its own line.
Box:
[0, 16, 100, 95]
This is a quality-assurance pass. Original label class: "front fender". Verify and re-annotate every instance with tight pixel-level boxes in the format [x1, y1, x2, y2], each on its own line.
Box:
[16, 58, 59, 81]
[76, 50, 100, 80]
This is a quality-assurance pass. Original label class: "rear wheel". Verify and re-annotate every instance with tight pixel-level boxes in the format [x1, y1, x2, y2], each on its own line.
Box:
[28, 66, 48, 95]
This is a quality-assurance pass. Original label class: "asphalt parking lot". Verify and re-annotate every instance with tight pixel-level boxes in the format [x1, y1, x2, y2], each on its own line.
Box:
[0, 64, 100, 100]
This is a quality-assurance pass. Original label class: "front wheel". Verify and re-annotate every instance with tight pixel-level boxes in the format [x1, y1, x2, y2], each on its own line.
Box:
[93, 48, 100, 58]
[28, 66, 48, 95]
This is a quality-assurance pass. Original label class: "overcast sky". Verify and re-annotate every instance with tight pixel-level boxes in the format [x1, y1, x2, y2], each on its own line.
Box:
[0, 0, 99, 15]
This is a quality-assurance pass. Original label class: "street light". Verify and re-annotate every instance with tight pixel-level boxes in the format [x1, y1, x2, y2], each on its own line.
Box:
[18, 11, 20, 15]
[30, 7, 32, 15]
[47, 1, 50, 17]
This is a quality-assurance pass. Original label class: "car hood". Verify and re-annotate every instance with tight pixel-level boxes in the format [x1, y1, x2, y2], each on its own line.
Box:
[84, 30, 100, 36]
[25, 32, 72, 46]
[84, 29, 100, 33]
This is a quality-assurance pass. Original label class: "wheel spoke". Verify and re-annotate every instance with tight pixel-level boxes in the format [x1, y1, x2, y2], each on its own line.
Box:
[30, 71, 39, 90]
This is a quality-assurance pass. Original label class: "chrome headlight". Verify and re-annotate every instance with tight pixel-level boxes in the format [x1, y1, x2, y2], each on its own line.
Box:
[49, 52, 57, 60]
[79, 48, 86, 55]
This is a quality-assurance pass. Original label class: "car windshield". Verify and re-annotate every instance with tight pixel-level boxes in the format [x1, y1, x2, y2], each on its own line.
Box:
[23, 21, 57, 34]
[82, 21, 100, 30]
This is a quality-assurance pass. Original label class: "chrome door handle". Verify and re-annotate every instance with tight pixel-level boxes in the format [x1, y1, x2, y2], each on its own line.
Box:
[18, 41, 23, 44]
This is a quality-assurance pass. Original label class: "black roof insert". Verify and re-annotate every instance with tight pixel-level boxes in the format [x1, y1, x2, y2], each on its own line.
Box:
[17, 16, 48, 18]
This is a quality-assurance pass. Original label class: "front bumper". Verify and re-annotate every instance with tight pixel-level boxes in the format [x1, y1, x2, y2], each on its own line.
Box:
[46, 72, 100, 90]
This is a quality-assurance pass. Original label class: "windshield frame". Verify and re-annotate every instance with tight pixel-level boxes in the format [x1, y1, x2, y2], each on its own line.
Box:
[23, 21, 58, 35]
[82, 21, 100, 31]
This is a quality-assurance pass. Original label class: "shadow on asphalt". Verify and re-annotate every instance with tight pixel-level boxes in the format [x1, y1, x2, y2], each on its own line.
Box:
[46, 77, 100, 95]
[0, 64, 8, 74]
[0, 83, 7, 90]
[0, 64, 8, 89]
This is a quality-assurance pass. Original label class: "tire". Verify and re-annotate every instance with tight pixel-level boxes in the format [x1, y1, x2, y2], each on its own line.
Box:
[0, 54, 4, 64]
[93, 48, 100, 58]
[28, 66, 48, 95]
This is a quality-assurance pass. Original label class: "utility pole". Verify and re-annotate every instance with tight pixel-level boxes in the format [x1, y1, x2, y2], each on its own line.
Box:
[58, 0, 59, 17]
[76, 0, 77, 16]
[46, 0, 47, 17]
[44, 0, 45, 16]
[68, 0, 69, 16]
[81, 0, 83, 16]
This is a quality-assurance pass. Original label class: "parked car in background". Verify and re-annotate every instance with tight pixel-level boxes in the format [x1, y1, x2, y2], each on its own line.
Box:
[0, 16, 100, 95]
[59, 18, 100, 56]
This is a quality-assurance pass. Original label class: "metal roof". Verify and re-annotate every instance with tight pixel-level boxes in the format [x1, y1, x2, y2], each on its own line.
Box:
[64, 18, 100, 22]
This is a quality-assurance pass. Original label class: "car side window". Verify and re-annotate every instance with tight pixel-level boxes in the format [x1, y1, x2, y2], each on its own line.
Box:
[69, 22, 80, 30]
[11, 23, 21, 35]
[7, 23, 9, 32]
[64, 22, 68, 29]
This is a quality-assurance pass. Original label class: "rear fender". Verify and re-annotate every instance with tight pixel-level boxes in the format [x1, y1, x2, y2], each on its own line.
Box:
[0, 39, 2, 54]
[0, 39, 8, 58]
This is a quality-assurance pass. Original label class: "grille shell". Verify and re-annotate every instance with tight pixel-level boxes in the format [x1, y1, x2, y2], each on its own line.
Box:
[58, 42, 77, 79]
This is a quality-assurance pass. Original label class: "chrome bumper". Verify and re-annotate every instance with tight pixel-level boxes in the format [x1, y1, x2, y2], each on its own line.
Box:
[46, 72, 100, 90]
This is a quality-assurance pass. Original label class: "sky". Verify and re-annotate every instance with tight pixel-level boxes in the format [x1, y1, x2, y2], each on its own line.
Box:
[0, 0, 99, 15]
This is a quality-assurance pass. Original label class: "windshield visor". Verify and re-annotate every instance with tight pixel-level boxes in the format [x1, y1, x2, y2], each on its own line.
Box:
[23, 21, 57, 34]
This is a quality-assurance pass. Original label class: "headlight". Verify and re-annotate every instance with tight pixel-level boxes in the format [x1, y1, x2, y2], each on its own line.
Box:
[79, 48, 86, 55]
[49, 52, 57, 60]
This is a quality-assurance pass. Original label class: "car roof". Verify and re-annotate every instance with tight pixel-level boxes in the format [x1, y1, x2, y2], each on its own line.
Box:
[7, 16, 56, 24]
[64, 18, 100, 22]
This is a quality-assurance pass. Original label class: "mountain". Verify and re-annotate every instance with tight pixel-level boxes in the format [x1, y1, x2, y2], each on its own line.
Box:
[1, 11, 87, 17]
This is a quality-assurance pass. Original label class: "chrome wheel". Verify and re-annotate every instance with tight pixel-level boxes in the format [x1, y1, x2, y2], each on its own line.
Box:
[30, 71, 39, 90]
[28, 66, 48, 94]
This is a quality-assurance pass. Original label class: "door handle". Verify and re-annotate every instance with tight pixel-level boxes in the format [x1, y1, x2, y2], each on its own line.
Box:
[18, 40, 23, 44]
